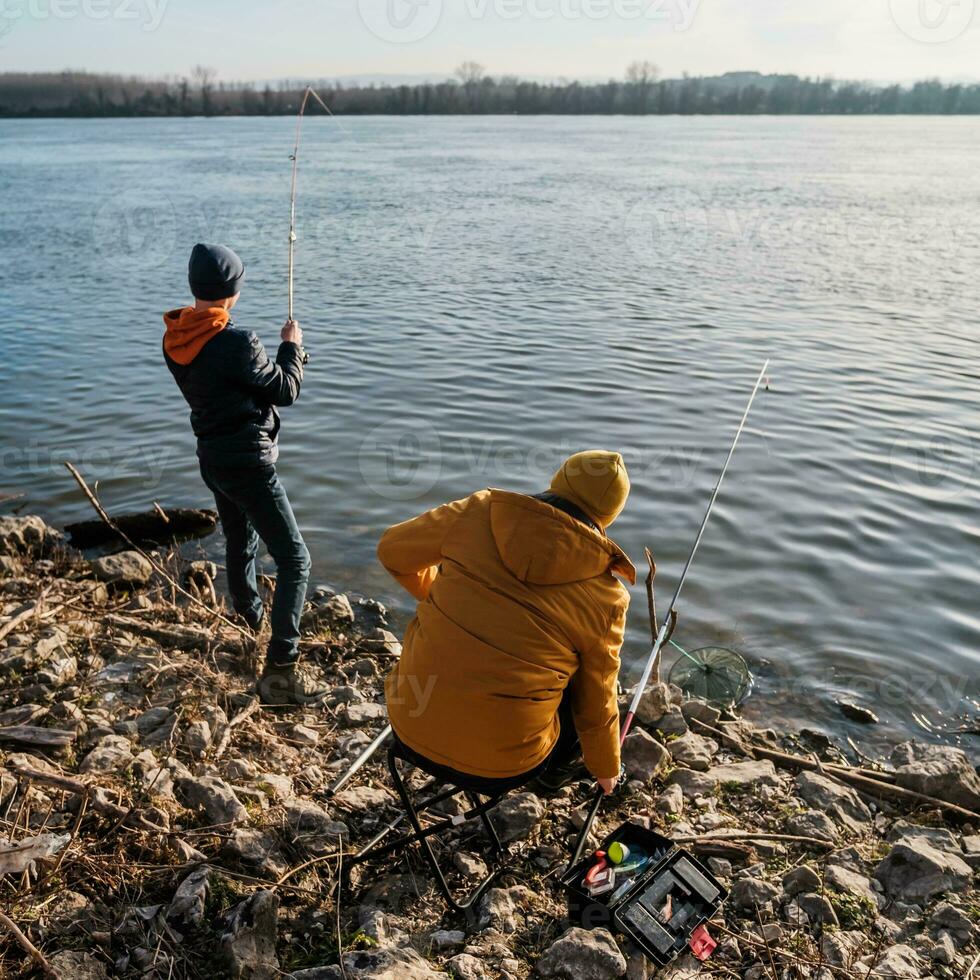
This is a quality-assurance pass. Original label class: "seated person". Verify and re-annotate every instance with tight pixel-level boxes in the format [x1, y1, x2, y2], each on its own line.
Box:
[378, 450, 635, 796]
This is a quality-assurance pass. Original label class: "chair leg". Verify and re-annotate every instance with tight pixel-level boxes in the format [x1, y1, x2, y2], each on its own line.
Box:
[387, 744, 465, 913]
[467, 791, 504, 856]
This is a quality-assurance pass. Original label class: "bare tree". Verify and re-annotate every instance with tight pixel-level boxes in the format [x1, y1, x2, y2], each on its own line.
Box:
[625, 60, 659, 113]
[192, 65, 217, 115]
[455, 61, 485, 86]
[625, 60, 660, 85]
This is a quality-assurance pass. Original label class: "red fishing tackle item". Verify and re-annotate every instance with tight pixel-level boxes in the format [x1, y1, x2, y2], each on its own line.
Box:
[689, 924, 717, 961]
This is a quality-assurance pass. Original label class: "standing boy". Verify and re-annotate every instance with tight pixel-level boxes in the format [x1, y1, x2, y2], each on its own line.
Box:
[163, 243, 324, 705]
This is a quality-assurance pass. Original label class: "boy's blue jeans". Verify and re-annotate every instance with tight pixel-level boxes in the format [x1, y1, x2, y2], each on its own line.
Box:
[200, 461, 311, 666]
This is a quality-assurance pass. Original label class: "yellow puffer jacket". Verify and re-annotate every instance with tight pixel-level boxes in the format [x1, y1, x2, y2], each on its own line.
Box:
[379, 489, 635, 781]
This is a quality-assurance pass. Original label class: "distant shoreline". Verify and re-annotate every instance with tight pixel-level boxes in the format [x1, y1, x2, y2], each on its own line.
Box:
[4, 112, 980, 120]
[3, 69, 979, 118]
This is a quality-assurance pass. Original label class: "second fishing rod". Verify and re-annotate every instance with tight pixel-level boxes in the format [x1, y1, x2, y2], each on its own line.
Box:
[567, 358, 770, 871]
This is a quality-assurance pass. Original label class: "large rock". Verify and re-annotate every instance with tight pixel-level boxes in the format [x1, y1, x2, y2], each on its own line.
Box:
[78, 735, 134, 775]
[48, 950, 108, 979]
[621, 728, 669, 781]
[220, 891, 279, 979]
[536, 927, 627, 979]
[493, 791, 546, 842]
[671, 759, 781, 797]
[796, 772, 872, 832]
[729, 878, 780, 911]
[865, 944, 926, 979]
[175, 775, 248, 826]
[874, 839, 972, 903]
[477, 885, 532, 933]
[167, 865, 211, 931]
[302, 592, 355, 631]
[0, 516, 56, 556]
[290, 946, 448, 979]
[680, 698, 722, 727]
[667, 731, 718, 771]
[890, 741, 980, 811]
[445, 953, 490, 979]
[631, 682, 672, 726]
[284, 801, 349, 855]
[224, 828, 288, 878]
[88, 550, 154, 587]
[784, 809, 840, 844]
[652, 706, 688, 737]
[824, 865, 882, 911]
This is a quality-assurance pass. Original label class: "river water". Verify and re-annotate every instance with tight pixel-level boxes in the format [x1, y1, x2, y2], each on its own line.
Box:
[1, 115, 978, 757]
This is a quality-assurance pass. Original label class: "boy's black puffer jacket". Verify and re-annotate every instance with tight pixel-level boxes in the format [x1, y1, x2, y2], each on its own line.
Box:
[164, 319, 305, 468]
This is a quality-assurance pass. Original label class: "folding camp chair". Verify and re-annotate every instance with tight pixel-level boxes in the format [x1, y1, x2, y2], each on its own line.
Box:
[345, 736, 519, 914]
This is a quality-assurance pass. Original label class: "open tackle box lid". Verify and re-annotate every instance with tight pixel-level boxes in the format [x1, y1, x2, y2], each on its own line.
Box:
[560, 821, 728, 968]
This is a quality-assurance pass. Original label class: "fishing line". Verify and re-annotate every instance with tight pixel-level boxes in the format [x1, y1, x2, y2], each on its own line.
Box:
[288, 85, 336, 321]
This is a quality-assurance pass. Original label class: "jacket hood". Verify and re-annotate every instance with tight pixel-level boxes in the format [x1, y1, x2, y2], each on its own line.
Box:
[488, 489, 636, 587]
[163, 306, 230, 365]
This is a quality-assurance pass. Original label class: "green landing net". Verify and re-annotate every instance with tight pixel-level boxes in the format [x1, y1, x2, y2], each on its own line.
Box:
[667, 641, 753, 709]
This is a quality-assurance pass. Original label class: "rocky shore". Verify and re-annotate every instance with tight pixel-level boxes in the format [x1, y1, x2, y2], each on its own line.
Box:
[0, 513, 978, 979]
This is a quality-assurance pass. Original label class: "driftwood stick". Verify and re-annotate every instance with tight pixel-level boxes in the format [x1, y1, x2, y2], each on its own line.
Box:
[6, 765, 169, 835]
[643, 547, 661, 685]
[212, 700, 261, 760]
[690, 718, 980, 822]
[672, 831, 835, 850]
[0, 910, 57, 977]
[0, 726, 76, 749]
[63, 462, 246, 638]
[0, 593, 48, 645]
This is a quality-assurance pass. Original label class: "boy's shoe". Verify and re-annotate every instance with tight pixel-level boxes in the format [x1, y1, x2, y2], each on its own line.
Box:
[257, 660, 328, 706]
[237, 609, 266, 634]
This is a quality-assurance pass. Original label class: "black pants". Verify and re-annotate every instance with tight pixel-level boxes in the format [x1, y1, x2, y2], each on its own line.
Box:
[396, 693, 580, 795]
[200, 461, 311, 666]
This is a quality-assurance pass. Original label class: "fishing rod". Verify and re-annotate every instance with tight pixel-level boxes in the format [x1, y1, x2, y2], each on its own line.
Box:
[288, 85, 334, 322]
[567, 358, 770, 871]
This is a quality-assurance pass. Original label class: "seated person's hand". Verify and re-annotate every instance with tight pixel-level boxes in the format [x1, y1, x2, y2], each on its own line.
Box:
[598, 775, 618, 795]
[282, 319, 303, 345]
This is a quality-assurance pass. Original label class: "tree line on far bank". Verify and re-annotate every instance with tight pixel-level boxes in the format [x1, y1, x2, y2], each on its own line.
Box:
[2, 63, 979, 117]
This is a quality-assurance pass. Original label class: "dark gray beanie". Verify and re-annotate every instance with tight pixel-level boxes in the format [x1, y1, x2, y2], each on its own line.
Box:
[188, 243, 245, 301]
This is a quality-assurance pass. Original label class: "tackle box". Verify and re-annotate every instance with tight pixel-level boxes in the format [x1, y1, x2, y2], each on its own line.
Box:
[560, 821, 727, 968]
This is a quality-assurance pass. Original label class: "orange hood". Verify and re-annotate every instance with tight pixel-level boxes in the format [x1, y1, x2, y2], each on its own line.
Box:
[163, 306, 230, 365]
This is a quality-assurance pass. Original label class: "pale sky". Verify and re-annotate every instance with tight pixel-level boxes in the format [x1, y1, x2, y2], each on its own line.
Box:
[2, 0, 978, 83]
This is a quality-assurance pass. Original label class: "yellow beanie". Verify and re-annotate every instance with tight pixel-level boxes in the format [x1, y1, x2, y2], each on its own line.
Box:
[550, 450, 630, 529]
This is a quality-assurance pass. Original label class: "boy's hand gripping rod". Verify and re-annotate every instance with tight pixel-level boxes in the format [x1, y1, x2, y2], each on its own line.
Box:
[567, 359, 770, 871]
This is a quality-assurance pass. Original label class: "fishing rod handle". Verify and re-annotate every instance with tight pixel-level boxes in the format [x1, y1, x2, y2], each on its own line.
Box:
[566, 786, 604, 873]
